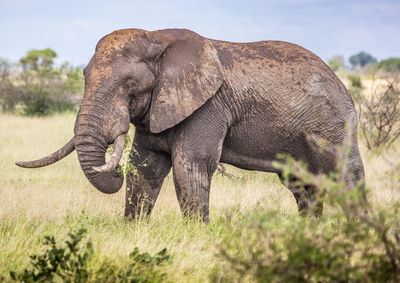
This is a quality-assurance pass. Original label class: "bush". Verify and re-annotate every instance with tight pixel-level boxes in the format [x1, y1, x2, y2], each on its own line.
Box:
[0, 49, 83, 116]
[348, 74, 363, 102]
[356, 76, 400, 150]
[328, 55, 346, 72]
[6, 229, 171, 283]
[211, 155, 400, 282]
[0, 58, 22, 112]
[93, 248, 170, 283]
[18, 58, 83, 116]
[9, 229, 92, 282]
[19, 68, 79, 116]
[377, 58, 400, 73]
[213, 209, 400, 282]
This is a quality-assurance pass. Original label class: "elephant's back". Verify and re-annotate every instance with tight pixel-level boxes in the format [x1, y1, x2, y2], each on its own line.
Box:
[213, 39, 357, 146]
[213, 39, 326, 70]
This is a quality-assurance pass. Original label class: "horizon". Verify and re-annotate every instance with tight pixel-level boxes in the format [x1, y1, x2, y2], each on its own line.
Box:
[1, 0, 399, 66]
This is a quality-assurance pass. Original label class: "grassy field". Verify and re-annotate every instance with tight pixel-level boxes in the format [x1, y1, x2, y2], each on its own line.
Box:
[0, 113, 399, 281]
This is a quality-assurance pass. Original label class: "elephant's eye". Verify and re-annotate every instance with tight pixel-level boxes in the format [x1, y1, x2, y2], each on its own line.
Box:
[126, 79, 136, 90]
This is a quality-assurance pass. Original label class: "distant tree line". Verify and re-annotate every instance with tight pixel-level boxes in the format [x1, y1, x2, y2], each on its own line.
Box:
[328, 51, 400, 73]
[1, 48, 399, 117]
[0, 48, 83, 116]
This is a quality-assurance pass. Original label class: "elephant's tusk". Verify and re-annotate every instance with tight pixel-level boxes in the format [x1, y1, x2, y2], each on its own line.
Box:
[92, 134, 125, 173]
[16, 137, 75, 168]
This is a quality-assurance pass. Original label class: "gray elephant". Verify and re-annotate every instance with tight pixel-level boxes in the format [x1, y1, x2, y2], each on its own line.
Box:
[17, 28, 364, 221]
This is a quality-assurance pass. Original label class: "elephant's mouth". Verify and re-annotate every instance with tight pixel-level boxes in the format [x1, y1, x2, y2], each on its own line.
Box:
[16, 133, 125, 174]
[92, 133, 125, 173]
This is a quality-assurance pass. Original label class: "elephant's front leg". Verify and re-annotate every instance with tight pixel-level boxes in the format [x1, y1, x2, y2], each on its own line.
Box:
[172, 145, 222, 222]
[124, 142, 171, 219]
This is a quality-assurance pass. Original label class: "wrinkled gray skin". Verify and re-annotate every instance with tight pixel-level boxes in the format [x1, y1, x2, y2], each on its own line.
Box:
[17, 29, 365, 221]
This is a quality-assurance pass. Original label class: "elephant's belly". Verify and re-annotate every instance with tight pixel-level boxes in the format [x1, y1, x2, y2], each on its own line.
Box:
[220, 148, 280, 173]
[220, 118, 308, 173]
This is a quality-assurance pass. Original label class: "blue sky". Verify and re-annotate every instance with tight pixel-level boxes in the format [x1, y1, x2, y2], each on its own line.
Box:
[0, 0, 399, 65]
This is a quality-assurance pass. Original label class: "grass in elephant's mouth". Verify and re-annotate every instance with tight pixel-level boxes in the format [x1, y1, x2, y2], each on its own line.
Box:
[1, 113, 400, 282]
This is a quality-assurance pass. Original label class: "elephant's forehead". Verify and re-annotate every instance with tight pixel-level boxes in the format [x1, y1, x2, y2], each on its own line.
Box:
[95, 29, 145, 55]
[87, 29, 145, 83]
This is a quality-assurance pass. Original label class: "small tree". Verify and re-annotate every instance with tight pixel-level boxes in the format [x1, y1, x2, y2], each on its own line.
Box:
[328, 54, 346, 72]
[17, 49, 83, 116]
[349, 51, 377, 69]
[20, 48, 57, 71]
[0, 58, 21, 112]
[357, 75, 400, 150]
[377, 58, 400, 73]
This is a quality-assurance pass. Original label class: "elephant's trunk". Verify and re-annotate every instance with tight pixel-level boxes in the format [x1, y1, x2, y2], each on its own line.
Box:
[74, 105, 124, 194]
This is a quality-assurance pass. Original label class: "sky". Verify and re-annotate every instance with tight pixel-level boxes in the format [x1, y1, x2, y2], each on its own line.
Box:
[0, 0, 399, 66]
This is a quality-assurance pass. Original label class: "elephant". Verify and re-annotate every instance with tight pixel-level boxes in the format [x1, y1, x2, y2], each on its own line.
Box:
[16, 28, 365, 221]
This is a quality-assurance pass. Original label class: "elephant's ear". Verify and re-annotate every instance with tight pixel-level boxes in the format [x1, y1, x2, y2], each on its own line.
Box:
[149, 32, 224, 133]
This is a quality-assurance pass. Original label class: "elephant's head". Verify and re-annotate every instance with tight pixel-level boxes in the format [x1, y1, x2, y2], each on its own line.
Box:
[16, 29, 224, 194]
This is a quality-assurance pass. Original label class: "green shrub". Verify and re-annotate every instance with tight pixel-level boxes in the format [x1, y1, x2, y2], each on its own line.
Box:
[6, 229, 170, 283]
[93, 248, 170, 283]
[211, 155, 400, 282]
[19, 63, 82, 116]
[328, 55, 346, 72]
[212, 210, 400, 282]
[0, 58, 20, 112]
[377, 58, 400, 73]
[211, 212, 400, 282]
[348, 74, 362, 89]
[0, 49, 83, 116]
[347, 74, 363, 103]
[9, 229, 92, 282]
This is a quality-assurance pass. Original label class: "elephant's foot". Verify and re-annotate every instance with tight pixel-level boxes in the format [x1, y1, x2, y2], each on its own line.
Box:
[278, 174, 324, 217]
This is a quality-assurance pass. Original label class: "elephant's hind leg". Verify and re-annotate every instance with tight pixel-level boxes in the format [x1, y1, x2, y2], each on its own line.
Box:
[278, 174, 323, 216]
[124, 138, 171, 220]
